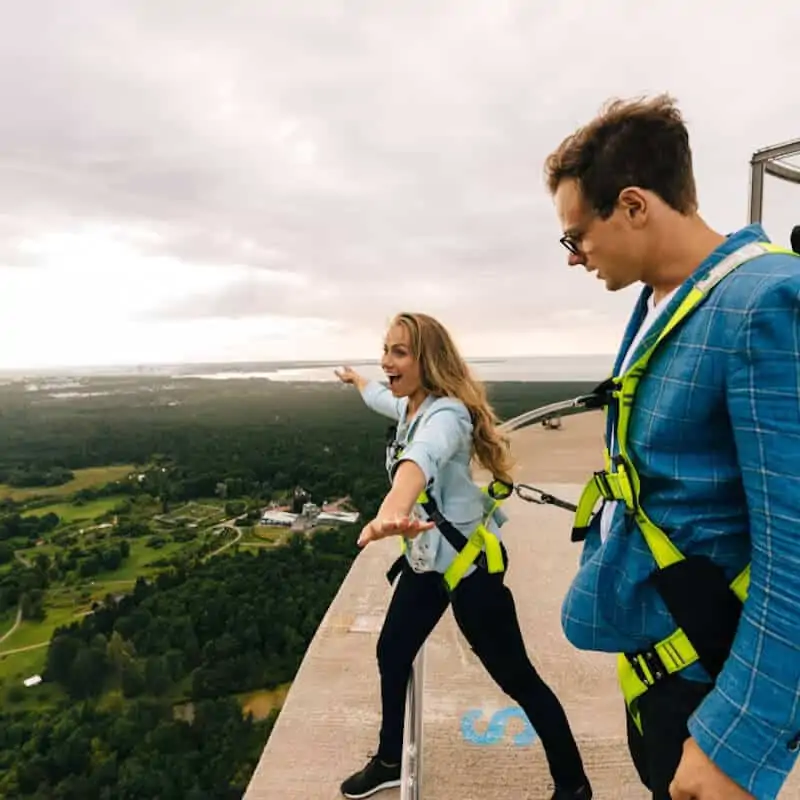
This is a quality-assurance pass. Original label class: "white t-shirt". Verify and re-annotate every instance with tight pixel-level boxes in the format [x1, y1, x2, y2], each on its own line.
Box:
[599, 287, 678, 543]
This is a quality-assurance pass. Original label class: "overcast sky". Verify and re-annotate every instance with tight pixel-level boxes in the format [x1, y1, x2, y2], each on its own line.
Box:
[1, 0, 798, 369]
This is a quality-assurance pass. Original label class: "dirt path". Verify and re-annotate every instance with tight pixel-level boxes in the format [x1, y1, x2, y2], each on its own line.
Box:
[0, 606, 22, 646]
[202, 525, 243, 561]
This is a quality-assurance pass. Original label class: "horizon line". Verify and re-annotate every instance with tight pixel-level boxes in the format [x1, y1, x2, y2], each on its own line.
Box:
[0, 353, 616, 377]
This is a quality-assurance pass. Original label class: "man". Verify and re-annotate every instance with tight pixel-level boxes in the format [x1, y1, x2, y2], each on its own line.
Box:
[543, 94, 800, 800]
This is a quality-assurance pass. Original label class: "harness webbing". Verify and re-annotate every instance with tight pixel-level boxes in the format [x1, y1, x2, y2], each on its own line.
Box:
[384, 401, 512, 591]
[569, 240, 796, 732]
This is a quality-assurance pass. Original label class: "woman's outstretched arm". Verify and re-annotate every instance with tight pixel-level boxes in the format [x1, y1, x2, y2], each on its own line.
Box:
[334, 366, 403, 421]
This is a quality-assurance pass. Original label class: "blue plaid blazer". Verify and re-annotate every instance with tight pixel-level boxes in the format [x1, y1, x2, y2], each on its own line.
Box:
[560, 223, 800, 798]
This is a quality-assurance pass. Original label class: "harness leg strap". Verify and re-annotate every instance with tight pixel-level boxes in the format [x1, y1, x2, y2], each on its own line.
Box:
[385, 554, 406, 586]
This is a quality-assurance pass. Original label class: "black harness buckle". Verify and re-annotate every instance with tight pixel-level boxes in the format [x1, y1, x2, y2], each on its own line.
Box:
[593, 470, 613, 500]
[627, 647, 668, 687]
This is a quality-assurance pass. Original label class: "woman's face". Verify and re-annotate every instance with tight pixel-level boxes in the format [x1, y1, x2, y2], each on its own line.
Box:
[381, 323, 422, 398]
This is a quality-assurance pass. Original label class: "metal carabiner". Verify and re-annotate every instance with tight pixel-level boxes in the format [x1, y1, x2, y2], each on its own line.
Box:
[514, 483, 578, 513]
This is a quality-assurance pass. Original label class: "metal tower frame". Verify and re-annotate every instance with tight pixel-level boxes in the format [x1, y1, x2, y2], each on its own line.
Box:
[748, 138, 800, 224]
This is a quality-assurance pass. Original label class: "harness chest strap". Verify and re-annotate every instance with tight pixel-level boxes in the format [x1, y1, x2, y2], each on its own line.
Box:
[386, 403, 512, 591]
[570, 240, 795, 731]
[617, 565, 751, 732]
[415, 480, 510, 591]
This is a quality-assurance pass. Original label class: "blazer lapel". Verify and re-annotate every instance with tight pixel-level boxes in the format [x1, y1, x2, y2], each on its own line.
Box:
[604, 223, 771, 450]
[621, 280, 693, 372]
[621, 229, 766, 372]
[606, 288, 650, 445]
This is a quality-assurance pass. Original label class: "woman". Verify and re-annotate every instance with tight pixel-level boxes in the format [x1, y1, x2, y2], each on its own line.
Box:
[334, 312, 592, 800]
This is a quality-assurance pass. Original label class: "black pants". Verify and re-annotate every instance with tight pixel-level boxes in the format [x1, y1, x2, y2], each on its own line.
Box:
[626, 674, 713, 800]
[376, 561, 589, 791]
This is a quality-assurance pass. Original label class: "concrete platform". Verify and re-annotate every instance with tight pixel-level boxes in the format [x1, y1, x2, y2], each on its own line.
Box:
[244, 411, 800, 799]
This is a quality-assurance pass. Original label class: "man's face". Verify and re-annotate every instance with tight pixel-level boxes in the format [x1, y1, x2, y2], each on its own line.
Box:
[553, 178, 644, 292]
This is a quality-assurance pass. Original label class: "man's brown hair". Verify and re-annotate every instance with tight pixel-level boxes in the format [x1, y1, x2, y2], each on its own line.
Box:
[544, 93, 698, 218]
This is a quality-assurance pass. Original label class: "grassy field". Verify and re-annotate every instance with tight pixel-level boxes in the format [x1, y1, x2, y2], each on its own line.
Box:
[0, 646, 50, 691]
[0, 603, 90, 654]
[237, 683, 292, 721]
[0, 581, 130, 683]
[0, 475, 239, 701]
[22, 495, 127, 523]
[0, 464, 137, 502]
[93, 539, 187, 581]
[0, 608, 17, 640]
[250, 525, 289, 543]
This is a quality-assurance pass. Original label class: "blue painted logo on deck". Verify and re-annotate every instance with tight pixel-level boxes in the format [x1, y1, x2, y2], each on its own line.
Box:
[460, 707, 538, 746]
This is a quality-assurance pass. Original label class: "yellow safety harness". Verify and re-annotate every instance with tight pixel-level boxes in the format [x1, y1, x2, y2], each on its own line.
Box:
[384, 403, 513, 592]
[406, 478, 512, 591]
[570, 240, 796, 733]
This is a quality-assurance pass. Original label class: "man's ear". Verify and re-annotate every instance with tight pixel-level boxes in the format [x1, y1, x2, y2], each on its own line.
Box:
[618, 187, 648, 228]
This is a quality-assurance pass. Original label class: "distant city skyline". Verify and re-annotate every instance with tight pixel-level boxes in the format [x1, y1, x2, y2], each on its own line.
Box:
[1, 2, 798, 369]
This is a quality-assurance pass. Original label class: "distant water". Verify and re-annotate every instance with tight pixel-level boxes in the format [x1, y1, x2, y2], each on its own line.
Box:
[181, 355, 612, 384]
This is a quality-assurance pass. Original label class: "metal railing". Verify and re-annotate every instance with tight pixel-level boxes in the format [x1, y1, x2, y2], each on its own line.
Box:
[500, 393, 602, 435]
[748, 138, 800, 224]
[400, 647, 426, 800]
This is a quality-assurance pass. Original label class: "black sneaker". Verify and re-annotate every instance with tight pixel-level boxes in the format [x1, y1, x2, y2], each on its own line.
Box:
[551, 784, 592, 800]
[340, 754, 402, 798]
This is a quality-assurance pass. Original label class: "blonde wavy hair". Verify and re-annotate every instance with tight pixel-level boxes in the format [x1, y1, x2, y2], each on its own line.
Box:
[390, 312, 514, 484]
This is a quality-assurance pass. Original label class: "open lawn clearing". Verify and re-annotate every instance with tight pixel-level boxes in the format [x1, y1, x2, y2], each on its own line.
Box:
[14, 543, 60, 568]
[0, 607, 17, 639]
[91, 538, 186, 581]
[0, 645, 49, 687]
[48, 578, 137, 608]
[0, 645, 68, 715]
[0, 464, 138, 501]
[237, 683, 291, 721]
[0, 602, 90, 653]
[22, 495, 128, 523]
[251, 525, 288, 543]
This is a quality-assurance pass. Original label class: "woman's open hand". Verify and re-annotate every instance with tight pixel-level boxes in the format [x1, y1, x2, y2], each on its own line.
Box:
[357, 515, 434, 547]
[334, 365, 361, 385]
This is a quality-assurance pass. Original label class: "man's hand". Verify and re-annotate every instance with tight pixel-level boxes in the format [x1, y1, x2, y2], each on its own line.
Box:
[357, 516, 434, 547]
[670, 737, 754, 799]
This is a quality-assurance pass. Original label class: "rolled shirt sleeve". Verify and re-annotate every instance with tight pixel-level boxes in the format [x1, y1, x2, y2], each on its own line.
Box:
[359, 380, 404, 421]
[687, 273, 800, 799]
[392, 400, 472, 485]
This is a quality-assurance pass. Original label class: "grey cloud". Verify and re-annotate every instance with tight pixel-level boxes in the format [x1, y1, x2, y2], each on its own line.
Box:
[1, 0, 799, 338]
[141, 266, 631, 339]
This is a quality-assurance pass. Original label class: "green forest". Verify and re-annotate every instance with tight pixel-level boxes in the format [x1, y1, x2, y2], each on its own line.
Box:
[0, 374, 594, 798]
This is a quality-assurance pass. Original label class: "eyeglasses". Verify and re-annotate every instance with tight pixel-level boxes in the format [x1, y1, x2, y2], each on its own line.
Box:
[559, 234, 581, 256]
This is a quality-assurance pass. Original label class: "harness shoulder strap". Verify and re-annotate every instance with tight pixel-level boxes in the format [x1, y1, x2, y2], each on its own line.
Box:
[388, 395, 510, 590]
[573, 240, 797, 544]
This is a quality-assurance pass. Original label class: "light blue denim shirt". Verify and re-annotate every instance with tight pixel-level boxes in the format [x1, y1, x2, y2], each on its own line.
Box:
[360, 380, 507, 577]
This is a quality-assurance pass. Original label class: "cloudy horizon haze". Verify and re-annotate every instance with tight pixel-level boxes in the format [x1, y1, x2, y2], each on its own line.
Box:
[2, 1, 799, 370]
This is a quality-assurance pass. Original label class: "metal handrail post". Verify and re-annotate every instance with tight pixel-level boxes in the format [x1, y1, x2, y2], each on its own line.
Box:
[400, 644, 426, 800]
[748, 138, 800, 225]
[748, 159, 765, 225]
